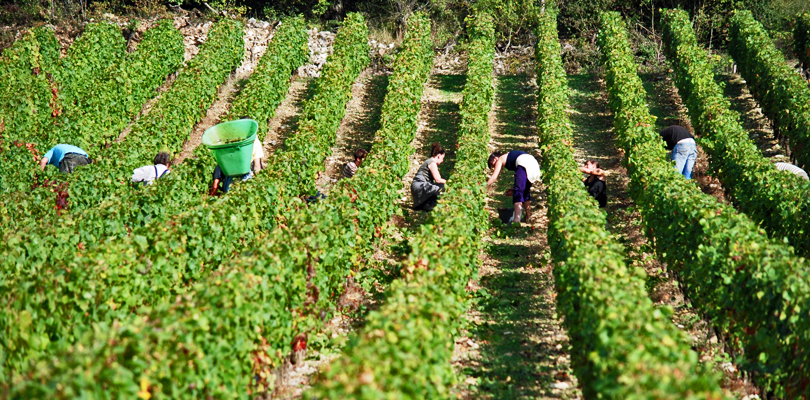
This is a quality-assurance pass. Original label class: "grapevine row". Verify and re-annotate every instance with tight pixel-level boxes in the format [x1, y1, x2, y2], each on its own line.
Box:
[0, 15, 307, 282]
[0, 15, 333, 387]
[54, 21, 128, 145]
[67, 20, 185, 146]
[0, 28, 60, 194]
[728, 10, 810, 168]
[313, 13, 494, 398]
[1, 21, 181, 200]
[661, 10, 810, 259]
[0, 18, 249, 308]
[62, 18, 243, 212]
[0, 19, 192, 225]
[539, 10, 728, 398]
[796, 13, 810, 73]
[9, 13, 431, 398]
[603, 11, 810, 397]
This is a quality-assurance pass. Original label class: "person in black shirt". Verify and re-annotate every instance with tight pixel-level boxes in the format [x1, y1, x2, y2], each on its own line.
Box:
[659, 125, 697, 179]
[580, 160, 607, 208]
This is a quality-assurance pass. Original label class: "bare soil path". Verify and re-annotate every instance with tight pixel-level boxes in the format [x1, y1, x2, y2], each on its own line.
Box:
[316, 69, 390, 192]
[398, 71, 465, 226]
[454, 74, 580, 400]
[716, 73, 790, 163]
[174, 25, 274, 163]
[260, 77, 315, 160]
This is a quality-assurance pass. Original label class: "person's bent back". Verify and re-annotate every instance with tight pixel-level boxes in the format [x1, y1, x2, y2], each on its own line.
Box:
[659, 125, 697, 180]
[131, 152, 171, 186]
[39, 144, 91, 173]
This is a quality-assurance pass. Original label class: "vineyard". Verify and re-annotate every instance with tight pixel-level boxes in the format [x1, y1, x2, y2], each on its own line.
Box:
[2, 3, 810, 399]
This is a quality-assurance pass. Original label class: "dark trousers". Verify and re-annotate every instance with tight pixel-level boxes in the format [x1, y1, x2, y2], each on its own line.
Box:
[414, 182, 445, 212]
[58, 153, 91, 173]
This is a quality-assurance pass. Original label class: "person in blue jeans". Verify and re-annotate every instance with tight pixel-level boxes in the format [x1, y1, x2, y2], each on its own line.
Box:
[39, 144, 91, 173]
[659, 125, 697, 179]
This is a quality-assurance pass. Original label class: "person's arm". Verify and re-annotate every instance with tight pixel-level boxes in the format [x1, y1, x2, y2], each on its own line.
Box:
[487, 156, 504, 186]
[39, 148, 54, 171]
[209, 178, 221, 196]
[428, 162, 446, 184]
[590, 167, 606, 178]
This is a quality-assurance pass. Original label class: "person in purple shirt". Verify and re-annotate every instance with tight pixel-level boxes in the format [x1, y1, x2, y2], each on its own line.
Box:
[39, 144, 91, 173]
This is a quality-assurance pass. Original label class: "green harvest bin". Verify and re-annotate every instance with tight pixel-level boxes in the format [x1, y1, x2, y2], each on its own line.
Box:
[202, 119, 258, 177]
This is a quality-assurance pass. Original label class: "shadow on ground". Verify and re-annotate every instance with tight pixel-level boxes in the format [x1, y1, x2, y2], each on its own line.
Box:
[457, 74, 579, 400]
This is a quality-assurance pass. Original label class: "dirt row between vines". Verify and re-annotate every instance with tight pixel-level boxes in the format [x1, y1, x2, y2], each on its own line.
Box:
[270, 54, 468, 399]
[174, 24, 276, 163]
[316, 69, 389, 192]
[453, 72, 580, 400]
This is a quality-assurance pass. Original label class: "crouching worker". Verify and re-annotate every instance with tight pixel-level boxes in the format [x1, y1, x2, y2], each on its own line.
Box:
[39, 144, 91, 173]
[131, 152, 171, 186]
[581, 160, 607, 208]
[411, 143, 446, 212]
[487, 150, 541, 223]
[342, 148, 368, 179]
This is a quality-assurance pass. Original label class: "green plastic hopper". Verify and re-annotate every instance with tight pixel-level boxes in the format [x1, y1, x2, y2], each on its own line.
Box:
[202, 119, 258, 177]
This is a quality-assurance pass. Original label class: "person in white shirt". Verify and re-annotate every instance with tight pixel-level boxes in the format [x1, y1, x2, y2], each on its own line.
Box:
[487, 150, 542, 223]
[131, 152, 171, 186]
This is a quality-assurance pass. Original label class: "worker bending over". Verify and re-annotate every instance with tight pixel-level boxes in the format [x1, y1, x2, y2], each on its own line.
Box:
[487, 150, 541, 223]
[39, 144, 91, 173]
[131, 152, 171, 185]
[659, 125, 697, 179]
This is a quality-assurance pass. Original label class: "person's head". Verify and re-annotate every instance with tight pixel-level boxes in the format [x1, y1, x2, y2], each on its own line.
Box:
[154, 152, 170, 166]
[488, 151, 503, 169]
[585, 160, 600, 170]
[430, 142, 446, 164]
[354, 148, 368, 165]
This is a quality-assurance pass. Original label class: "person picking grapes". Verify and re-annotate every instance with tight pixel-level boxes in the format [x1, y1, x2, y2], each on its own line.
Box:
[342, 148, 368, 179]
[131, 152, 171, 186]
[487, 150, 541, 223]
[39, 144, 92, 173]
[580, 160, 607, 208]
[411, 143, 447, 212]
[659, 125, 697, 179]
